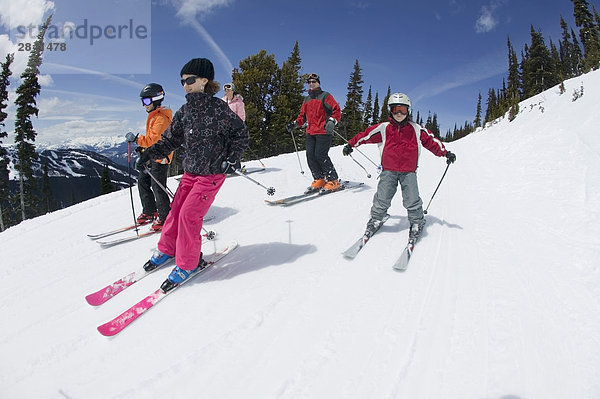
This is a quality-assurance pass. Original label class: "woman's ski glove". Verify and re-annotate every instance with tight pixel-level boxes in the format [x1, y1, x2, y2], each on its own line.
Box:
[445, 151, 456, 164]
[342, 144, 353, 156]
[220, 156, 238, 174]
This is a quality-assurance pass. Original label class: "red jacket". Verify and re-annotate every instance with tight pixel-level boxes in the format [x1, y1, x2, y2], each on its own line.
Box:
[295, 89, 341, 135]
[348, 118, 447, 172]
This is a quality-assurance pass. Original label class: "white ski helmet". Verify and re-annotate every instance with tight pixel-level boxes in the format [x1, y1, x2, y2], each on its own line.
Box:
[388, 92, 411, 109]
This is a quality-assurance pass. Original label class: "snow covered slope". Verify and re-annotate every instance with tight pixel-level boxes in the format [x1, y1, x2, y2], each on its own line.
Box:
[2, 70, 600, 399]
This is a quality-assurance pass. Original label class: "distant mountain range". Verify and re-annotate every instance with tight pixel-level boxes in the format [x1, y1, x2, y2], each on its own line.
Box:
[38, 136, 132, 167]
[5, 138, 136, 208]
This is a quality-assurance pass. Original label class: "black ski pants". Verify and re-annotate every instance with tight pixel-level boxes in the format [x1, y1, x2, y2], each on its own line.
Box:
[138, 162, 171, 221]
[305, 134, 338, 181]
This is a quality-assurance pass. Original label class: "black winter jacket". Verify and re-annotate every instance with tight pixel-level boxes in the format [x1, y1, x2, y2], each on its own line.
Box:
[146, 92, 249, 175]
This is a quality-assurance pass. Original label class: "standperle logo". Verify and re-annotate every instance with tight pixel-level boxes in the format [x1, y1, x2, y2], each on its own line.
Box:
[7, 0, 151, 74]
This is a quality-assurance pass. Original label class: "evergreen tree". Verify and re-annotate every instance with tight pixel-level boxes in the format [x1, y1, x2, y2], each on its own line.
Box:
[0, 53, 14, 231]
[571, 0, 600, 71]
[379, 86, 391, 122]
[372, 92, 380, 125]
[550, 39, 563, 83]
[14, 14, 52, 221]
[521, 26, 558, 98]
[424, 112, 441, 138]
[474, 92, 482, 128]
[234, 50, 280, 158]
[269, 42, 305, 156]
[363, 86, 373, 128]
[100, 164, 114, 195]
[559, 16, 584, 78]
[484, 88, 498, 124]
[339, 59, 364, 142]
[506, 36, 521, 103]
[40, 160, 57, 212]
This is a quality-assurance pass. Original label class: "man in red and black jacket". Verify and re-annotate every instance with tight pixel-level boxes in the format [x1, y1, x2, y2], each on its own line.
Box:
[288, 73, 342, 192]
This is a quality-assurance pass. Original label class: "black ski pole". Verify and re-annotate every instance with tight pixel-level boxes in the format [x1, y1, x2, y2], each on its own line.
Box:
[333, 129, 380, 169]
[229, 167, 276, 196]
[423, 162, 451, 215]
[127, 142, 140, 236]
[288, 128, 305, 175]
[143, 165, 216, 239]
[349, 153, 371, 178]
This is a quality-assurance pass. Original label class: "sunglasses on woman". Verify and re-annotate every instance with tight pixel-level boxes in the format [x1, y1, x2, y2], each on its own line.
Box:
[181, 76, 200, 86]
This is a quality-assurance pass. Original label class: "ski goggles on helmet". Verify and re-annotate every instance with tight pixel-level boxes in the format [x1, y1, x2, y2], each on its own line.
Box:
[390, 104, 409, 115]
[181, 75, 200, 86]
[223, 83, 233, 90]
[141, 92, 164, 106]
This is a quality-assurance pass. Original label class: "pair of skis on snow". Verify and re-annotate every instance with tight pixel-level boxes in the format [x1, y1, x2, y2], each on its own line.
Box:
[87, 216, 215, 247]
[87, 240, 238, 337]
[264, 180, 364, 206]
[342, 217, 416, 271]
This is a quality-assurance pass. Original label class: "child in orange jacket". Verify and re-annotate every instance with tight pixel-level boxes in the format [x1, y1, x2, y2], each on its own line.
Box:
[125, 83, 173, 230]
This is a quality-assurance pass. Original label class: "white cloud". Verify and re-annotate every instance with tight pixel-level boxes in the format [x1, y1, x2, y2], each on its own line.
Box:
[36, 119, 134, 144]
[475, 6, 497, 33]
[171, 0, 232, 22]
[0, 0, 54, 30]
[38, 73, 53, 86]
[474, 0, 507, 34]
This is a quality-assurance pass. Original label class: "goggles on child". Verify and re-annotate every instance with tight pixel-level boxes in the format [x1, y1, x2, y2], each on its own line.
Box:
[390, 104, 409, 115]
[141, 92, 164, 106]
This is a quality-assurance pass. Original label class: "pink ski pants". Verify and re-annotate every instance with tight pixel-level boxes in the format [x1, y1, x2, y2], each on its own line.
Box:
[157, 172, 226, 270]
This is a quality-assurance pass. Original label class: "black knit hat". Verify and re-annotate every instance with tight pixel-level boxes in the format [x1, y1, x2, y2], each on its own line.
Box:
[180, 58, 214, 80]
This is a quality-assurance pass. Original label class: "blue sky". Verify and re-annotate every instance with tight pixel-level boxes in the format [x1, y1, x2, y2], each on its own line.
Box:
[0, 0, 588, 144]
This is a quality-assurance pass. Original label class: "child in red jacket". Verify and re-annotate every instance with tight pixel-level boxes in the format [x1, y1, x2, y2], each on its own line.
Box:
[344, 92, 456, 242]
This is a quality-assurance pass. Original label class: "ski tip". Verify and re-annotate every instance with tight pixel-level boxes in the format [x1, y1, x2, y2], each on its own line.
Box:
[85, 294, 103, 306]
[97, 323, 121, 337]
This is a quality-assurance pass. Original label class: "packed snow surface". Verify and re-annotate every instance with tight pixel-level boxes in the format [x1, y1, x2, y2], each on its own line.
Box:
[2, 70, 600, 398]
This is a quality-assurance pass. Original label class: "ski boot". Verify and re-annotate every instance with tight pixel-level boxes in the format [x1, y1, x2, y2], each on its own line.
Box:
[160, 255, 208, 293]
[143, 249, 173, 272]
[408, 221, 425, 243]
[364, 214, 390, 238]
[321, 179, 341, 193]
[305, 179, 326, 194]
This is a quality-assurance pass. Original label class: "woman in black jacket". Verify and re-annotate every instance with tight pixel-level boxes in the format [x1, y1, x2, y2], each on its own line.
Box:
[136, 57, 248, 290]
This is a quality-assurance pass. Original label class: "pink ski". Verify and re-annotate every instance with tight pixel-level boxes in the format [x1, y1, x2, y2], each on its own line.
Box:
[97, 240, 238, 337]
[85, 269, 155, 306]
[97, 288, 166, 336]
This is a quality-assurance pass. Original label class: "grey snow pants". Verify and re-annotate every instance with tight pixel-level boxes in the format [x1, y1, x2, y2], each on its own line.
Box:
[370, 170, 424, 226]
